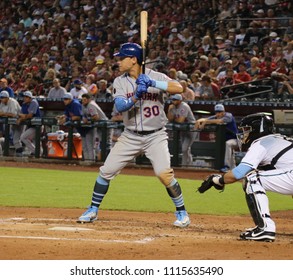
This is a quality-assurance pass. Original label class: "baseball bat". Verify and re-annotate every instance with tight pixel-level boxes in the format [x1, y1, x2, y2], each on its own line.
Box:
[140, 10, 148, 74]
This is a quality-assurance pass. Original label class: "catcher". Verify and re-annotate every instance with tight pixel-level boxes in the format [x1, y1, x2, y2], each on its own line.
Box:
[197, 113, 293, 242]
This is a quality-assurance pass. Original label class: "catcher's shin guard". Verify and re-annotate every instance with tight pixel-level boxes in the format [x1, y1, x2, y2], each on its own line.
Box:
[245, 192, 266, 228]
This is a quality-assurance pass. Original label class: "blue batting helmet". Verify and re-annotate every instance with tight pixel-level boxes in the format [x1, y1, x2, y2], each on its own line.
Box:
[114, 43, 143, 64]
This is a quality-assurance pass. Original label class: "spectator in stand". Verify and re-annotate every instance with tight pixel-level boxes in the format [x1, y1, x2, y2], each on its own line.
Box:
[8, 72, 24, 96]
[59, 68, 71, 90]
[180, 80, 196, 101]
[277, 70, 293, 100]
[209, 56, 221, 76]
[168, 68, 178, 80]
[0, 78, 15, 98]
[70, 79, 88, 99]
[259, 56, 276, 79]
[190, 73, 202, 95]
[85, 74, 98, 97]
[272, 45, 284, 66]
[234, 26, 247, 46]
[196, 55, 209, 75]
[284, 18, 293, 41]
[215, 36, 226, 56]
[275, 58, 289, 77]
[96, 79, 112, 100]
[47, 78, 67, 99]
[283, 40, 293, 65]
[217, 59, 235, 80]
[219, 68, 236, 98]
[243, 21, 265, 47]
[168, 51, 187, 72]
[247, 57, 261, 81]
[198, 75, 220, 100]
[43, 68, 57, 95]
[234, 62, 252, 84]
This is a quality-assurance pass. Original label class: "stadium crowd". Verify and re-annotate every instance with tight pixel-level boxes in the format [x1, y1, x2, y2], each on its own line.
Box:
[0, 0, 292, 101]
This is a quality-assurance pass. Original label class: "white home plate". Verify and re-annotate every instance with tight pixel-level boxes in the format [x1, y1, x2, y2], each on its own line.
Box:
[49, 227, 93, 231]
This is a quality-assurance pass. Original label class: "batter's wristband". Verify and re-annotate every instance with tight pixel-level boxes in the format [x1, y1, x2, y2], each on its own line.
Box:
[154, 81, 168, 91]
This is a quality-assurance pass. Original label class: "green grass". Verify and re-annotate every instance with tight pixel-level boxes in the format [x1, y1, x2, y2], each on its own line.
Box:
[1, 167, 293, 215]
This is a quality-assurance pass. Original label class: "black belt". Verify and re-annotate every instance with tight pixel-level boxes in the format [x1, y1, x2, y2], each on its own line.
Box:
[127, 127, 163, 136]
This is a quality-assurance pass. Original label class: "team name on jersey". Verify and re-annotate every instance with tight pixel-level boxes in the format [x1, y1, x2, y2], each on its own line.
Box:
[126, 92, 159, 101]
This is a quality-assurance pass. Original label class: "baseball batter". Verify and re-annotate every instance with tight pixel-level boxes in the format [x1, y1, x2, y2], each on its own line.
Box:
[198, 113, 293, 242]
[78, 43, 190, 227]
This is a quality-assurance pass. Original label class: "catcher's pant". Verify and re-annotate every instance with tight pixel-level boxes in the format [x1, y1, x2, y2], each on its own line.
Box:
[245, 168, 293, 232]
[224, 138, 238, 168]
[100, 129, 170, 181]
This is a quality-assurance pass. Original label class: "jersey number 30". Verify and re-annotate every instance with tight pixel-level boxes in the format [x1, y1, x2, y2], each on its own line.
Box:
[143, 105, 160, 118]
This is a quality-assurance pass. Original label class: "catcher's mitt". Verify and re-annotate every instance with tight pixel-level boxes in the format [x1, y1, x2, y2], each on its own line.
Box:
[197, 174, 225, 193]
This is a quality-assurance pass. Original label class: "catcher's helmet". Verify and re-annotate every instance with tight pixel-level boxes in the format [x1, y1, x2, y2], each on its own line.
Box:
[114, 43, 142, 64]
[237, 113, 274, 150]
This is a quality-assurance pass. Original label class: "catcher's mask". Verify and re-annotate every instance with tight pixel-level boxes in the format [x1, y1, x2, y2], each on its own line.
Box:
[236, 113, 274, 151]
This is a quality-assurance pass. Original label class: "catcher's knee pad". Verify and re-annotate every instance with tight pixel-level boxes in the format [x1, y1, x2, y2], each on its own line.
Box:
[243, 170, 259, 193]
[158, 168, 175, 187]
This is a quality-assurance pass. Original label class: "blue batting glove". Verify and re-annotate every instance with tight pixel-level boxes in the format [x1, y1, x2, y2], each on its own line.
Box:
[135, 83, 147, 99]
[136, 74, 156, 88]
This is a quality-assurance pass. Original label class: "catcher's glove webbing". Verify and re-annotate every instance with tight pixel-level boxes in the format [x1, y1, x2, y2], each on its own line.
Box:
[197, 174, 225, 193]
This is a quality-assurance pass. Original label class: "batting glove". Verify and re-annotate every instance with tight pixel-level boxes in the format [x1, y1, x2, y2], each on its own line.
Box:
[136, 74, 156, 88]
[135, 83, 148, 99]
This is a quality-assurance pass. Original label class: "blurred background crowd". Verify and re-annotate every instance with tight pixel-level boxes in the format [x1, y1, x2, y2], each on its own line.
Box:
[0, 0, 293, 101]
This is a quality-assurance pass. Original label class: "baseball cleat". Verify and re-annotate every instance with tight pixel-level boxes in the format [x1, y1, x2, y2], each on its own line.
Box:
[239, 226, 275, 242]
[173, 210, 190, 228]
[77, 206, 98, 223]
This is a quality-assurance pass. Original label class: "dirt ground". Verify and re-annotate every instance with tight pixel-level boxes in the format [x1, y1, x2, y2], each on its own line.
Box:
[0, 160, 293, 260]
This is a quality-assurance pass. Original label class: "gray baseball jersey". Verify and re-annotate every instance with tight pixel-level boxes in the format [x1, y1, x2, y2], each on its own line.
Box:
[112, 68, 169, 131]
[82, 100, 108, 120]
[0, 98, 21, 115]
[81, 100, 108, 161]
[100, 68, 173, 180]
[168, 101, 196, 165]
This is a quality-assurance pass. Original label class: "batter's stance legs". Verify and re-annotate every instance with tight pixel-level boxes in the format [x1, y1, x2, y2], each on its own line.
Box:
[166, 180, 190, 228]
[78, 175, 109, 223]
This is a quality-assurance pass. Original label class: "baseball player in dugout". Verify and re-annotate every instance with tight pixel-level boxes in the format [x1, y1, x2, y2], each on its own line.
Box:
[195, 104, 238, 173]
[17, 91, 41, 157]
[167, 93, 196, 166]
[0, 91, 23, 156]
[81, 93, 108, 161]
[197, 113, 293, 242]
[56, 92, 82, 127]
[78, 42, 190, 227]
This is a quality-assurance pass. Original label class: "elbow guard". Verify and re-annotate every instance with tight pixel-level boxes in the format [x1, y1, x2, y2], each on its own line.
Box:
[115, 97, 135, 112]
